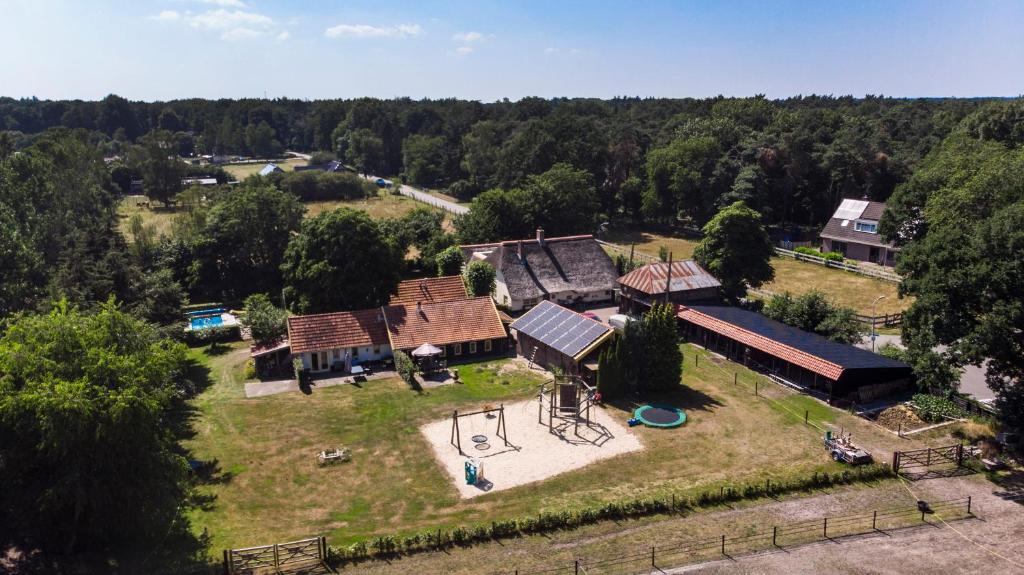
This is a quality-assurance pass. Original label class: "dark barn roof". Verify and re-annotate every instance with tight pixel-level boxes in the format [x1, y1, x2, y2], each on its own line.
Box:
[510, 301, 612, 360]
[820, 199, 894, 248]
[463, 235, 618, 300]
[678, 304, 911, 381]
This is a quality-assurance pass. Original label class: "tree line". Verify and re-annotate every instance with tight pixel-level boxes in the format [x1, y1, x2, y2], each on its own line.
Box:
[1, 94, 993, 236]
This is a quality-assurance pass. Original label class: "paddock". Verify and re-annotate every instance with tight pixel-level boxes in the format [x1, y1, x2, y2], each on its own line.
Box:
[419, 399, 643, 499]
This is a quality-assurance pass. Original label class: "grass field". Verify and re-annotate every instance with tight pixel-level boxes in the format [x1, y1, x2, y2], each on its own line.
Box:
[117, 191, 449, 244]
[601, 229, 910, 315]
[222, 157, 308, 180]
[182, 341, 943, 556]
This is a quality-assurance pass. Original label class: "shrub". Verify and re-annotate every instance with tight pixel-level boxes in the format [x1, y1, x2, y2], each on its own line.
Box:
[394, 350, 416, 386]
[276, 170, 374, 201]
[911, 393, 966, 422]
[794, 246, 844, 262]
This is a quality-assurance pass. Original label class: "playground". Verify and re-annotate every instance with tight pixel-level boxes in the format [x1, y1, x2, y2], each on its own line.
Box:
[420, 395, 643, 498]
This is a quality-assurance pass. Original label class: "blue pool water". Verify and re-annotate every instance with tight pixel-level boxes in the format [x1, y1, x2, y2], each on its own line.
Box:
[190, 315, 225, 330]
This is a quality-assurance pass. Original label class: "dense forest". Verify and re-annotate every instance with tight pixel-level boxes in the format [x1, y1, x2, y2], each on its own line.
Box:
[0, 94, 996, 234]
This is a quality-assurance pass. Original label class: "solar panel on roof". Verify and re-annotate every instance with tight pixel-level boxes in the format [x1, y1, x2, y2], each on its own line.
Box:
[510, 301, 610, 358]
[833, 199, 868, 221]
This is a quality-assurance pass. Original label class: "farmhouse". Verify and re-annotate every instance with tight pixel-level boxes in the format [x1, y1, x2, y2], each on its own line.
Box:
[509, 301, 614, 381]
[819, 198, 897, 266]
[383, 297, 508, 359]
[388, 276, 468, 305]
[676, 304, 913, 401]
[287, 308, 392, 373]
[461, 229, 618, 312]
[617, 260, 721, 314]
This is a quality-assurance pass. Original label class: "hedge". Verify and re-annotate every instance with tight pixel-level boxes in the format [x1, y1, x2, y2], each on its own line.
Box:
[794, 246, 845, 262]
[327, 464, 892, 565]
[911, 394, 966, 423]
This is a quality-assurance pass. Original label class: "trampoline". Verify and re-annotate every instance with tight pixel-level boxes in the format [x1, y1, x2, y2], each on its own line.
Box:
[633, 404, 687, 428]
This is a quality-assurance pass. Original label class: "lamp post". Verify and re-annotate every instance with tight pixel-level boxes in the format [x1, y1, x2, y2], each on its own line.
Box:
[871, 295, 887, 352]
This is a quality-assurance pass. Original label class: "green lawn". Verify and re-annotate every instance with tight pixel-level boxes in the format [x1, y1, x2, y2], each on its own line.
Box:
[182, 341, 929, 556]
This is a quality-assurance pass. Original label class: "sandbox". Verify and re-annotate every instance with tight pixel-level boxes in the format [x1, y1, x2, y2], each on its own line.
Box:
[419, 399, 643, 498]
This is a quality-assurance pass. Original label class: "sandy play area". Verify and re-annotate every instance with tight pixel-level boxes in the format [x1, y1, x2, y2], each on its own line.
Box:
[420, 399, 644, 498]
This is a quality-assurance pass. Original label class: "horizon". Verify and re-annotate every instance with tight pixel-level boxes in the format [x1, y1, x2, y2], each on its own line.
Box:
[3, 0, 1023, 101]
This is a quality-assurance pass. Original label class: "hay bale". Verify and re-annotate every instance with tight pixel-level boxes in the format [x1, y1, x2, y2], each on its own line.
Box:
[876, 404, 926, 431]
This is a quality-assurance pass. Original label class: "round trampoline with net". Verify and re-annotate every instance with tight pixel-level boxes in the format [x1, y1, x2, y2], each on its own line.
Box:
[632, 404, 686, 428]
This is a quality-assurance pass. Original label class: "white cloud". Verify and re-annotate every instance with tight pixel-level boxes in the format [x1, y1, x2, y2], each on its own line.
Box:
[455, 46, 475, 55]
[188, 0, 248, 6]
[221, 27, 261, 41]
[185, 9, 273, 31]
[545, 47, 582, 55]
[149, 10, 181, 21]
[324, 23, 422, 39]
[452, 31, 483, 43]
[276, 31, 290, 41]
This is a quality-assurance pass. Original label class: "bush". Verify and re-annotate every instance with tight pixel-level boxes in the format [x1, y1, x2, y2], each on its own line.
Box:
[435, 245, 463, 277]
[794, 246, 844, 262]
[276, 171, 375, 202]
[185, 324, 240, 346]
[911, 393, 966, 423]
[394, 350, 416, 386]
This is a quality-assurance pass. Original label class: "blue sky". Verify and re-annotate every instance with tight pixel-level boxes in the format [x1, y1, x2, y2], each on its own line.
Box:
[2, 0, 1022, 101]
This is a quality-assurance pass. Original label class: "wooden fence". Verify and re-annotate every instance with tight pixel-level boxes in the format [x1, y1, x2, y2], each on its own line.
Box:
[774, 247, 903, 283]
[892, 444, 966, 480]
[499, 498, 974, 574]
[224, 536, 332, 574]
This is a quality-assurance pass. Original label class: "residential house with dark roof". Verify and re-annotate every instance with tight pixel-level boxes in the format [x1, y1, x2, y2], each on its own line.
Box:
[461, 229, 619, 312]
[293, 160, 351, 173]
[820, 199, 897, 266]
[388, 276, 468, 306]
[676, 304, 913, 401]
[617, 260, 721, 314]
[287, 309, 392, 373]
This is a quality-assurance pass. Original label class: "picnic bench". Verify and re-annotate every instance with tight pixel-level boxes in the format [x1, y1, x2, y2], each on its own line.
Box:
[224, 536, 333, 574]
[316, 447, 351, 466]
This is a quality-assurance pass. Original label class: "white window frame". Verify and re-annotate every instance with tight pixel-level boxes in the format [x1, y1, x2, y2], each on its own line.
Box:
[454, 343, 462, 356]
[484, 339, 492, 352]
[854, 221, 877, 233]
[469, 341, 477, 354]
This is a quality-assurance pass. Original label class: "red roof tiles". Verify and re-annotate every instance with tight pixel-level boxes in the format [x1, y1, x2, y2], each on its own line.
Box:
[383, 297, 507, 351]
[287, 309, 390, 354]
[677, 306, 844, 380]
[389, 276, 468, 305]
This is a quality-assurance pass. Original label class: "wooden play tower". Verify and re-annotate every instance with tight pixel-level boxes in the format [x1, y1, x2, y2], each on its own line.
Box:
[537, 375, 596, 435]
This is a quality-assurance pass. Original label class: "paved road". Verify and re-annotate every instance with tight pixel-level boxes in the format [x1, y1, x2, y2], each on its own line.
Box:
[285, 150, 312, 161]
[394, 183, 468, 215]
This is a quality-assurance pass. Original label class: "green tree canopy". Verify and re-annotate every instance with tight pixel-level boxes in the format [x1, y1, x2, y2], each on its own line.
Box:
[281, 208, 404, 313]
[693, 201, 775, 301]
[436, 245, 464, 277]
[243, 293, 288, 345]
[0, 300, 192, 553]
[762, 290, 862, 344]
[463, 260, 496, 297]
[134, 129, 185, 205]
[402, 134, 447, 186]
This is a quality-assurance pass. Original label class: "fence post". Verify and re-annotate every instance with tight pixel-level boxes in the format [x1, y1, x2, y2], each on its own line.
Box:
[892, 451, 900, 473]
[651, 546, 656, 567]
[926, 448, 932, 467]
[772, 526, 778, 547]
[823, 517, 828, 538]
[574, 559, 579, 574]
[223, 550, 230, 575]
[672, 493, 676, 510]
[721, 534, 726, 556]
[872, 510, 877, 530]
[765, 478, 770, 494]
[755, 381, 758, 396]
[967, 496, 972, 515]
[805, 410, 809, 424]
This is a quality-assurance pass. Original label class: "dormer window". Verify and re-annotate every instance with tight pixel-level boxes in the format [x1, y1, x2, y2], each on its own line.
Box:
[855, 221, 877, 233]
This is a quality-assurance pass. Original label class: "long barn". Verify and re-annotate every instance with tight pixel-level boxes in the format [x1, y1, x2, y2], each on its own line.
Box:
[677, 304, 913, 401]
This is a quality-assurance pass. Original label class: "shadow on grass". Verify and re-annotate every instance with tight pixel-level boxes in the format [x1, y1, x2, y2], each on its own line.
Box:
[607, 384, 724, 414]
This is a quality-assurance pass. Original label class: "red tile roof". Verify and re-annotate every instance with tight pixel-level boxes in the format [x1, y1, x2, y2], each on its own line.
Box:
[250, 338, 290, 357]
[383, 297, 507, 351]
[287, 309, 390, 354]
[677, 306, 844, 380]
[618, 260, 720, 295]
[389, 276, 468, 305]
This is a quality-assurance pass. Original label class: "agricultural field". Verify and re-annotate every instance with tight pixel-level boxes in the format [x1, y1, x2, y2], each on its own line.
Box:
[221, 157, 308, 180]
[601, 230, 910, 315]
[183, 341, 956, 558]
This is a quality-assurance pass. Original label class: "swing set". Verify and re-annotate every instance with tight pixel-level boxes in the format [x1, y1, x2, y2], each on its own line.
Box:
[449, 405, 510, 456]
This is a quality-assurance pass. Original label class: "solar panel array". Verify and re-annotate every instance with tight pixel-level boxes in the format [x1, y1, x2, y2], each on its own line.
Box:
[833, 199, 868, 221]
[509, 301, 611, 358]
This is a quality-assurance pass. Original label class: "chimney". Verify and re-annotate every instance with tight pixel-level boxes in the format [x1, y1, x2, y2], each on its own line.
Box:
[536, 227, 545, 245]
[517, 239, 524, 260]
[416, 301, 423, 317]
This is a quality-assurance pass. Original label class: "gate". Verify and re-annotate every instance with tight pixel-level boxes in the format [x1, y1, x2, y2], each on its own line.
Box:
[225, 536, 332, 574]
[892, 444, 965, 480]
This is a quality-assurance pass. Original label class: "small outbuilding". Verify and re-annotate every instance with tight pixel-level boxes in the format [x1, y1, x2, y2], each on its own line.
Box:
[509, 301, 614, 382]
[617, 260, 720, 314]
[258, 163, 283, 176]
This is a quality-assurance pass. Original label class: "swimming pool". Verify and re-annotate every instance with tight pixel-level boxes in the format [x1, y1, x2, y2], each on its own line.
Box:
[190, 314, 225, 330]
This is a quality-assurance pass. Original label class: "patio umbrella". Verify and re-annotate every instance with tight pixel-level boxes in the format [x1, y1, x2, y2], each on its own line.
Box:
[411, 343, 442, 357]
